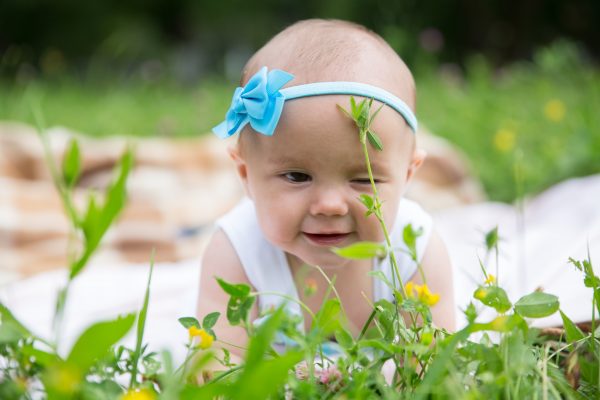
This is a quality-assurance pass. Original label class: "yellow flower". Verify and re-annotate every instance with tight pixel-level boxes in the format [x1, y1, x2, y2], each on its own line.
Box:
[544, 99, 566, 122]
[45, 364, 81, 394]
[417, 284, 441, 306]
[188, 325, 202, 338]
[120, 388, 156, 400]
[404, 282, 440, 306]
[484, 274, 496, 285]
[188, 326, 214, 349]
[493, 128, 516, 152]
[473, 287, 487, 301]
[490, 316, 509, 332]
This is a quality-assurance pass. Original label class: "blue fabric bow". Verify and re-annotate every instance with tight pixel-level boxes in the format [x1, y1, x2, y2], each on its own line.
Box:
[213, 66, 294, 138]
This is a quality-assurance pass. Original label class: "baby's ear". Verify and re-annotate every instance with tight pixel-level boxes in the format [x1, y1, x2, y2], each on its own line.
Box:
[406, 148, 427, 182]
[227, 144, 251, 195]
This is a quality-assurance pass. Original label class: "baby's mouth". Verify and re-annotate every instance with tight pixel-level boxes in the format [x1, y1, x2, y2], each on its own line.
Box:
[303, 232, 350, 246]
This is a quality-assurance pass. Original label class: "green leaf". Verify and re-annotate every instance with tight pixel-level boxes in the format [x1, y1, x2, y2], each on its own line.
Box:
[312, 298, 342, 337]
[244, 307, 285, 368]
[367, 270, 393, 289]
[333, 241, 387, 259]
[568, 257, 583, 272]
[71, 149, 133, 279]
[473, 285, 512, 313]
[81, 194, 101, 246]
[226, 295, 255, 326]
[359, 193, 374, 210]
[336, 104, 352, 120]
[0, 302, 32, 338]
[350, 96, 358, 118]
[21, 343, 61, 366]
[402, 224, 423, 260]
[129, 257, 155, 388]
[80, 380, 123, 400]
[0, 321, 24, 344]
[413, 328, 470, 400]
[67, 313, 135, 372]
[514, 291, 559, 318]
[357, 339, 395, 355]
[334, 328, 354, 350]
[233, 350, 303, 400]
[62, 138, 81, 187]
[202, 312, 220, 330]
[216, 277, 250, 298]
[559, 310, 585, 343]
[469, 314, 527, 333]
[463, 302, 478, 324]
[583, 274, 600, 288]
[178, 317, 200, 329]
[367, 130, 384, 151]
[484, 226, 499, 251]
[374, 299, 397, 340]
[206, 327, 217, 340]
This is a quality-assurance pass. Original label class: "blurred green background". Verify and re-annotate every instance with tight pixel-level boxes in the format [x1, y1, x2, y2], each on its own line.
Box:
[1, 0, 599, 202]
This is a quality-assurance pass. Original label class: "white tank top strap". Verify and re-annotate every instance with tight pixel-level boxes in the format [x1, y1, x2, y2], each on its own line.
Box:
[215, 197, 302, 317]
[372, 198, 433, 303]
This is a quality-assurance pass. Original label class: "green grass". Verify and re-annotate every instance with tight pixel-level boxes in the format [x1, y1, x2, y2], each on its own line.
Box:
[1, 41, 598, 201]
[0, 76, 232, 138]
[417, 41, 600, 201]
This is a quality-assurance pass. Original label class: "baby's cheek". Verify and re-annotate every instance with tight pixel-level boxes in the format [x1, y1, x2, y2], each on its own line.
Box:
[358, 215, 386, 242]
[260, 215, 293, 247]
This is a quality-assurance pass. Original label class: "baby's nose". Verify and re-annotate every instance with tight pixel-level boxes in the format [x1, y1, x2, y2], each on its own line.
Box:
[309, 188, 349, 216]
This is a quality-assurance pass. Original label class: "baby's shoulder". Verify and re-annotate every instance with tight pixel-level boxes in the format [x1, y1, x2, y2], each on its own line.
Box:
[201, 228, 247, 285]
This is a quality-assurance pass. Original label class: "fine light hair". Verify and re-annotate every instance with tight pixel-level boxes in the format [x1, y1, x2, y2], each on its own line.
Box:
[237, 18, 417, 157]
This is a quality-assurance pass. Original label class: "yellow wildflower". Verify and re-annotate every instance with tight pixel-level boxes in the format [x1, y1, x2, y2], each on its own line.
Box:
[490, 316, 509, 332]
[120, 388, 156, 400]
[493, 128, 516, 152]
[404, 282, 440, 306]
[473, 287, 487, 301]
[417, 284, 441, 306]
[484, 274, 496, 285]
[46, 364, 81, 394]
[544, 99, 566, 122]
[188, 326, 214, 349]
[188, 325, 202, 338]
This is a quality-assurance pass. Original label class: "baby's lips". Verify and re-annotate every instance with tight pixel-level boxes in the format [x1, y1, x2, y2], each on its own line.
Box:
[303, 232, 351, 246]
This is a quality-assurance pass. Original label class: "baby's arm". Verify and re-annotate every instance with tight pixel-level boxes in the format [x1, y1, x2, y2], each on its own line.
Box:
[196, 229, 259, 364]
[409, 229, 456, 331]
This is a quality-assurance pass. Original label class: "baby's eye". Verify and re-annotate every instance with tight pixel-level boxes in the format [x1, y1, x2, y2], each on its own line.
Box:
[353, 178, 377, 185]
[283, 172, 312, 183]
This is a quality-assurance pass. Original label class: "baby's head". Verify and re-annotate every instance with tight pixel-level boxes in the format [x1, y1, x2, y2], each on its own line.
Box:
[217, 19, 425, 269]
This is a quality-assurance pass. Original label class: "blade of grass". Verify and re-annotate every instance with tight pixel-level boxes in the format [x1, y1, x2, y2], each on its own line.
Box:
[129, 249, 156, 389]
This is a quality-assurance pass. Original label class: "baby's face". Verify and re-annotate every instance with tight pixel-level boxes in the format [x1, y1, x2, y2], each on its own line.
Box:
[236, 95, 419, 269]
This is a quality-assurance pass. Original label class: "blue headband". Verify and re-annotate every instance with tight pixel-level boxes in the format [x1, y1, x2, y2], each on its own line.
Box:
[212, 66, 418, 139]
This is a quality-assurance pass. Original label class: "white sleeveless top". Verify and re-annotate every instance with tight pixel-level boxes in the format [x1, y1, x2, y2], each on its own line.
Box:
[215, 197, 432, 322]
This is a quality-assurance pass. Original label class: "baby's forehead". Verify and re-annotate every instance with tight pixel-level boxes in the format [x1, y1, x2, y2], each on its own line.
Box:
[240, 94, 415, 163]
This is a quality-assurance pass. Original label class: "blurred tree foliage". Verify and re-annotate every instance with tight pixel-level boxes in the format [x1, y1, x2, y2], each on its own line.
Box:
[1, 0, 598, 82]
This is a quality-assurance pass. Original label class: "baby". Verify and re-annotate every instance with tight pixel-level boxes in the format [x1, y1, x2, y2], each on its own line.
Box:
[198, 19, 455, 360]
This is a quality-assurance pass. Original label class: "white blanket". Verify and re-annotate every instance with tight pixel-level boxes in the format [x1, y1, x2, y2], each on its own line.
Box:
[2, 174, 599, 362]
